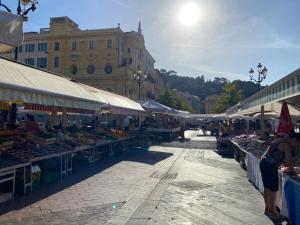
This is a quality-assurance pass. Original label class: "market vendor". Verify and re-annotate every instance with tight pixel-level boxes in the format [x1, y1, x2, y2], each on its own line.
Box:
[25, 114, 39, 133]
[260, 133, 300, 219]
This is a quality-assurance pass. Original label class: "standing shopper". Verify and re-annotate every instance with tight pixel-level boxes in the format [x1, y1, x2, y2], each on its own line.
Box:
[260, 133, 300, 219]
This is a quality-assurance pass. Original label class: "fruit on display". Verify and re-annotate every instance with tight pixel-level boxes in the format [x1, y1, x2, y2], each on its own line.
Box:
[231, 134, 267, 158]
[26, 131, 56, 145]
[109, 129, 128, 138]
[0, 129, 20, 136]
[32, 165, 41, 185]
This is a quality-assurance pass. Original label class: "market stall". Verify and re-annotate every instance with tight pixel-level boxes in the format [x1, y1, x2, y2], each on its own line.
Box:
[225, 101, 300, 225]
[78, 83, 146, 116]
[0, 57, 148, 202]
[230, 135, 300, 224]
[141, 100, 181, 140]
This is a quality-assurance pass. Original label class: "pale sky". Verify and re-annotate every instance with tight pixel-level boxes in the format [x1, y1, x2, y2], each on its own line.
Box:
[3, 0, 300, 84]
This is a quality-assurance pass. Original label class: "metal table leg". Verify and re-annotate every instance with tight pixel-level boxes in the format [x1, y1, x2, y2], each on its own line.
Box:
[67, 153, 73, 175]
[24, 164, 32, 195]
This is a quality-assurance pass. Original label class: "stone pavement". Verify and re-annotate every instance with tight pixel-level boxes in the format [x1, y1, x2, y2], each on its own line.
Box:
[0, 130, 282, 225]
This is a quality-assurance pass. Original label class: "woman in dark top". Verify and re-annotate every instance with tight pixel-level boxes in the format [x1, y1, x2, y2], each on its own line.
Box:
[260, 133, 300, 219]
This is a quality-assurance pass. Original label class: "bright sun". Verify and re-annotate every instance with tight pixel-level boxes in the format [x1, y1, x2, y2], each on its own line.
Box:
[179, 3, 200, 26]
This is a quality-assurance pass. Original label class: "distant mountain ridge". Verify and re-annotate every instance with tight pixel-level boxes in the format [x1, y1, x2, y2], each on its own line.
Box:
[159, 69, 261, 101]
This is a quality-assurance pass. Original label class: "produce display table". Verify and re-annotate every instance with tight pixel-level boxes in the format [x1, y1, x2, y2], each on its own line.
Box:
[231, 141, 300, 225]
[0, 135, 138, 197]
[217, 136, 234, 156]
[230, 141, 248, 169]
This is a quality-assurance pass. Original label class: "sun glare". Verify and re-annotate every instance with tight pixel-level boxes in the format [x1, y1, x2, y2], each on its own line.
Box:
[179, 3, 201, 26]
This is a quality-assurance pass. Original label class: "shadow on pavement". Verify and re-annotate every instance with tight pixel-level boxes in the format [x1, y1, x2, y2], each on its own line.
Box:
[0, 149, 172, 216]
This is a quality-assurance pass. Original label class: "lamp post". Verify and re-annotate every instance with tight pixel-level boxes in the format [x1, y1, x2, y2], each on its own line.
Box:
[0, 0, 38, 60]
[133, 65, 148, 101]
[249, 63, 268, 133]
[249, 63, 268, 88]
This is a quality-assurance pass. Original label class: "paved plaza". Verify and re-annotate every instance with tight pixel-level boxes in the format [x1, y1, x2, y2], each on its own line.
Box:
[0, 131, 281, 225]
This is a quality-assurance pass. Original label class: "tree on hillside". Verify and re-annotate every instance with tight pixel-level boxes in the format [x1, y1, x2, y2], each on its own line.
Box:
[158, 89, 176, 109]
[214, 83, 242, 113]
[158, 68, 260, 103]
[157, 89, 193, 112]
[233, 80, 261, 99]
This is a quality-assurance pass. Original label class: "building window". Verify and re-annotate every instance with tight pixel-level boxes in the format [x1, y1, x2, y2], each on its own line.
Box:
[87, 64, 95, 74]
[54, 56, 59, 68]
[25, 58, 34, 66]
[70, 64, 78, 75]
[104, 64, 113, 74]
[37, 57, 47, 68]
[38, 43, 48, 52]
[71, 40, 77, 50]
[128, 58, 133, 64]
[89, 40, 94, 50]
[18, 45, 23, 53]
[54, 42, 60, 51]
[106, 39, 112, 49]
[25, 43, 35, 52]
[287, 80, 290, 89]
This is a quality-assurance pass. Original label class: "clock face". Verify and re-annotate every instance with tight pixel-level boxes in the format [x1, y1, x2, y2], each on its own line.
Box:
[104, 65, 113, 74]
[87, 64, 95, 74]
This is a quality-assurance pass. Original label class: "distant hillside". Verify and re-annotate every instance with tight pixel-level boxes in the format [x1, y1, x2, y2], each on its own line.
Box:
[159, 69, 261, 101]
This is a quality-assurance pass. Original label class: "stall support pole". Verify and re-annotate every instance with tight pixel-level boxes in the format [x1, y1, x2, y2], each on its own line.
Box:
[246, 119, 250, 134]
[62, 108, 67, 128]
[12, 170, 16, 199]
[60, 154, 67, 180]
[51, 108, 57, 128]
[24, 164, 32, 195]
[260, 105, 265, 133]
[138, 115, 142, 128]
[67, 153, 73, 175]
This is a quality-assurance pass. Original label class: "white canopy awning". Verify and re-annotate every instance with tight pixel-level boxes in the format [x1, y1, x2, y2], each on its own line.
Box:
[141, 100, 178, 115]
[78, 83, 145, 116]
[229, 113, 255, 121]
[0, 12, 23, 52]
[0, 57, 106, 111]
[238, 101, 300, 121]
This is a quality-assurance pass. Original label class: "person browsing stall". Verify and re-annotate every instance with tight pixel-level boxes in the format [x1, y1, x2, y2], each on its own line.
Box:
[260, 133, 300, 219]
[25, 114, 39, 133]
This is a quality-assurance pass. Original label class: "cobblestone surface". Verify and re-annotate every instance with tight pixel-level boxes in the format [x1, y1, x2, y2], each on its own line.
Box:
[0, 130, 280, 225]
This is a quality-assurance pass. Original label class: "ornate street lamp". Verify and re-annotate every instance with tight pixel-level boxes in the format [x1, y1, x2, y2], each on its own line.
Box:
[249, 63, 268, 87]
[133, 65, 148, 101]
[0, 0, 38, 59]
[0, 0, 37, 20]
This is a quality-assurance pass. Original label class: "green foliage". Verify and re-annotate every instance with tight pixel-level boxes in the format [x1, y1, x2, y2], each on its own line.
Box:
[158, 89, 193, 112]
[159, 68, 261, 101]
[158, 89, 176, 108]
[232, 80, 260, 99]
[214, 83, 242, 113]
[175, 96, 194, 113]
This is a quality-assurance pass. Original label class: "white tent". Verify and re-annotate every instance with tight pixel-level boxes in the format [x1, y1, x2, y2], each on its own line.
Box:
[0, 12, 23, 52]
[229, 113, 255, 121]
[78, 83, 145, 116]
[141, 100, 178, 115]
[0, 57, 106, 111]
[238, 101, 300, 121]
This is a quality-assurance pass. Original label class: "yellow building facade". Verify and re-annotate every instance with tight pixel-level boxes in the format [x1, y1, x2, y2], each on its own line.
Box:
[2, 17, 155, 101]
